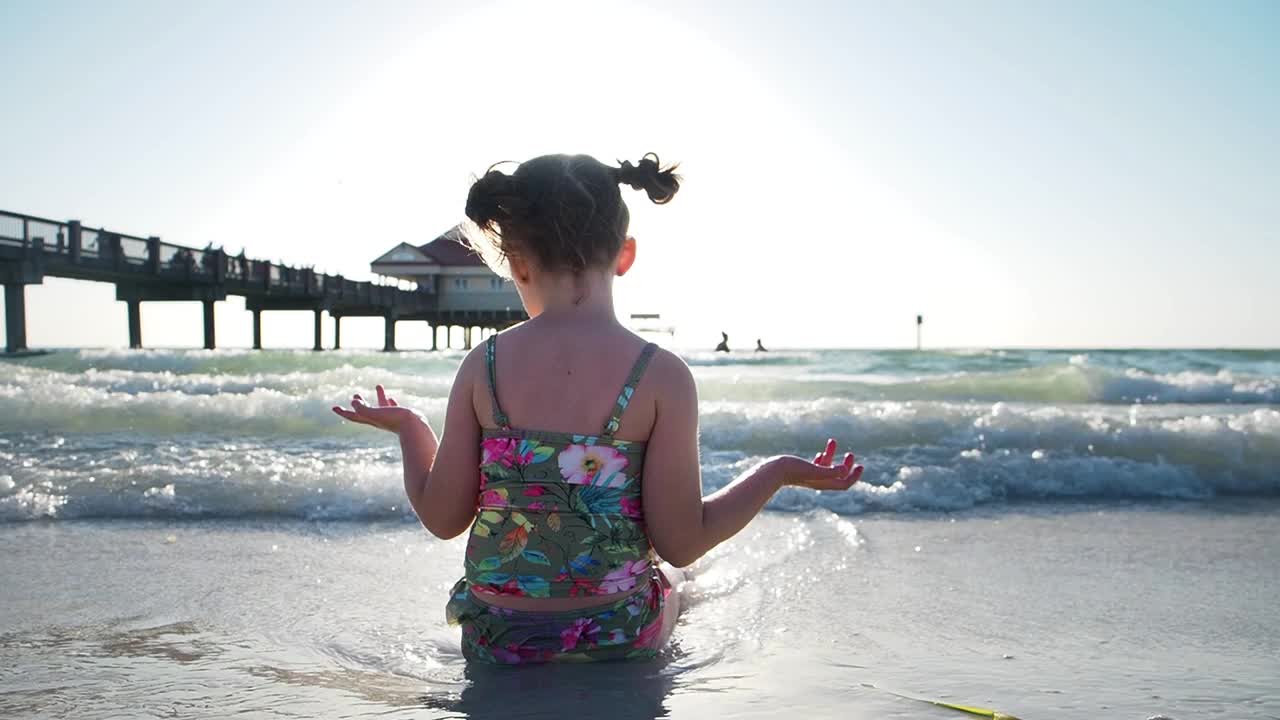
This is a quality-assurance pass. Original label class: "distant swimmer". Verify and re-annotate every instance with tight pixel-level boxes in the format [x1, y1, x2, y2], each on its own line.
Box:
[756, 339, 768, 352]
[715, 331, 730, 352]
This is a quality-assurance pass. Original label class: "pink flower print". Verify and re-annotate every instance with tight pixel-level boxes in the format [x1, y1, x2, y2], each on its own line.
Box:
[481, 437, 518, 468]
[479, 489, 508, 509]
[522, 485, 546, 497]
[557, 444, 629, 486]
[634, 616, 662, 649]
[559, 617, 601, 652]
[491, 645, 521, 664]
[527, 501, 546, 512]
[598, 559, 649, 594]
[619, 495, 642, 518]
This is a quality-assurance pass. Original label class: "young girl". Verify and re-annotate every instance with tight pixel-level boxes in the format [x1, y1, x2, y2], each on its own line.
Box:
[332, 153, 864, 664]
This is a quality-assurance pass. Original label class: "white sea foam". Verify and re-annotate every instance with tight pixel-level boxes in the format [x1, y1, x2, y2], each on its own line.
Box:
[1, 348, 1277, 521]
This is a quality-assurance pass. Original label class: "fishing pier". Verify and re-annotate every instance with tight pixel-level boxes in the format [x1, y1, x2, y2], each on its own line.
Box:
[0, 209, 526, 353]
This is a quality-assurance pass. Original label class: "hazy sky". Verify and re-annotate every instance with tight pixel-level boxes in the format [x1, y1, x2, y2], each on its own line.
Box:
[1, 0, 1277, 349]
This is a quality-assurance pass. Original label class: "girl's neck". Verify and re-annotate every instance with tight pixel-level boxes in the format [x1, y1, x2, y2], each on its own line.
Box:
[526, 271, 618, 325]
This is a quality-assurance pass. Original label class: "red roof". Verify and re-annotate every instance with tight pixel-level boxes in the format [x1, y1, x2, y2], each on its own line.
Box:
[418, 225, 487, 267]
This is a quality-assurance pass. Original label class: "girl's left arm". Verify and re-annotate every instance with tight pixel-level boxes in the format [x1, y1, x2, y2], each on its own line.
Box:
[334, 350, 483, 539]
[407, 349, 483, 538]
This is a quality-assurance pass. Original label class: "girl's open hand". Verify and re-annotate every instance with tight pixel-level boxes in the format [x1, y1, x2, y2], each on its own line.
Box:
[331, 385, 425, 435]
[775, 438, 864, 491]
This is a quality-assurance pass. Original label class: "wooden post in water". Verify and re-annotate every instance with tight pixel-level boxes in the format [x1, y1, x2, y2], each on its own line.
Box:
[916, 314, 923, 351]
[203, 300, 216, 350]
[383, 314, 397, 352]
[251, 309, 262, 350]
[312, 309, 323, 351]
[430, 324, 439, 351]
[333, 315, 341, 350]
[3, 284, 27, 353]
[127, 299, 143, 349]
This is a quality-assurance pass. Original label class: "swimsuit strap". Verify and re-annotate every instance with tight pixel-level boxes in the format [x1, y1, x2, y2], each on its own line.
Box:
[601, 343, 658, 439]
[485, 335, 511, 430]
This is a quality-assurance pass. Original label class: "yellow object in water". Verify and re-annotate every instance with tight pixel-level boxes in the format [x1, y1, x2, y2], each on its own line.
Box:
[929, 699, 1022, 720]
[862, 683, 1022, 720]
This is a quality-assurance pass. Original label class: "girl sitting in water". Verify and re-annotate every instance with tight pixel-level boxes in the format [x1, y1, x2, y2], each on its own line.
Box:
[332, 153, 864, 664]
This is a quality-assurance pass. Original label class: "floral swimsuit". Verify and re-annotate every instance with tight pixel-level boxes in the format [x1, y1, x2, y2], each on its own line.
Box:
[445, 336, 669, 664]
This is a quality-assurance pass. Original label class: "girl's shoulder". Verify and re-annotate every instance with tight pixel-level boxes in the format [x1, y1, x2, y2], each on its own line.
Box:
[639, 346, 696, 397]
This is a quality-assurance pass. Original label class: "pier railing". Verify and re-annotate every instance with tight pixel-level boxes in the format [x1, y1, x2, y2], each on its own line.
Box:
[0, 209, 426, 306]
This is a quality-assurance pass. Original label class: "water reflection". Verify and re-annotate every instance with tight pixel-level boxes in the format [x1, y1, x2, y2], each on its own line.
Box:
[418, 658, 679, 720]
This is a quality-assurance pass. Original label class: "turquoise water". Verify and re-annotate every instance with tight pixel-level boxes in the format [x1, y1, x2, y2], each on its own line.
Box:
[1, 348, 1276, 520]
[0, 348, 1277, 718]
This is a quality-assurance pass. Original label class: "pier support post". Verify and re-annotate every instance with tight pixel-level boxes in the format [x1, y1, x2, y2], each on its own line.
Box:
[445, 325, 453, 349]
[127, 299, 143, 349]
[3, 284, 28, 353]
[313, 309, 323, 352]
[333, 315, 341, 350]
[430, 324, 438, 351]
[252, 309, 262, 350]
[202, 300, 216, 350]
[383, 315, 396, 352]
[464, 326, 473, 350]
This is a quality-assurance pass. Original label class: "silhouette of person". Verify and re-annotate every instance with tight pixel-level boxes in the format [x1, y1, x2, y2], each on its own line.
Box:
[755, 338, 767, 352]
[715, 332, 729, 352]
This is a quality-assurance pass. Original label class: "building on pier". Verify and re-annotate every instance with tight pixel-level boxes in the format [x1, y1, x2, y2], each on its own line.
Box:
[369, 226, 525, 350]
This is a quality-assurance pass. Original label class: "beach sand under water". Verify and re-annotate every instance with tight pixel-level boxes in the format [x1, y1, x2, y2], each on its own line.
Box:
[1, 348, 1278, 718]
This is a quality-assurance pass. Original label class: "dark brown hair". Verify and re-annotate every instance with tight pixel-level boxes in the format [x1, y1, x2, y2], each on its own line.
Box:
[465, 153, 680, 275]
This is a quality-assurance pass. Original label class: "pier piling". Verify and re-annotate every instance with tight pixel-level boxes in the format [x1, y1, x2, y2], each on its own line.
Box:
[4, 284, 28, 353]
[127, 299, 142, 349]
[383, 315, 397, 352]
[313, 309, 323, 352]
[251, 309, 263, 350]
[203, 300, 216, 350]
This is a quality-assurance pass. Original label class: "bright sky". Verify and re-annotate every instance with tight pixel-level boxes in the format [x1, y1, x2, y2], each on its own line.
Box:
[1, 0, 1277, 349]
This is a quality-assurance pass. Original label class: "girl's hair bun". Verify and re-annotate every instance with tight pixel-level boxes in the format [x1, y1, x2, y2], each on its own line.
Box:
[465, 167, 529, 231]
[616, 153, 681, 205]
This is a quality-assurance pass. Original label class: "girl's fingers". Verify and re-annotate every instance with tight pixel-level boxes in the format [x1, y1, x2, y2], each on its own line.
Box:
[387, 397, 398, 407]
[376, 385, 389, 407]
[822, 438, 837, 465]
[813, 452, 823, 464]
[332, 406, 368, 425]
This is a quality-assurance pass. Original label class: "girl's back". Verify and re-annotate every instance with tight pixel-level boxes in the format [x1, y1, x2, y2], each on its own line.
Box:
[474, 318, 658, 444]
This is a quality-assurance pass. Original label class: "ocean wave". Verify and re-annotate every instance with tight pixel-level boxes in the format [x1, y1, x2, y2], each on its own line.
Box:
[1, 402, 1276, 522]
[697, 365, 1280, 404]
[2, 347, 1277, 522]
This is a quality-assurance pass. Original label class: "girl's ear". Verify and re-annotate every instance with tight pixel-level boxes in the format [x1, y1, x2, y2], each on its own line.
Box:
[509, 254, 533, 286]
[615, 236, 637, 277]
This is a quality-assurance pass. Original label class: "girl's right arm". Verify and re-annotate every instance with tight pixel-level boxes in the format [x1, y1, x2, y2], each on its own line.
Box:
[642, 352, 863, 568]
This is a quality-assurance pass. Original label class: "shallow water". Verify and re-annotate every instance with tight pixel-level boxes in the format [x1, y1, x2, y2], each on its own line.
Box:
[1, 348, 1278, 718]
[2, 503, 1277, 719]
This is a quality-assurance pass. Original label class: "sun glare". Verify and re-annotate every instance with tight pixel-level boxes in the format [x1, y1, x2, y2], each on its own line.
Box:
[178, 0, 1013, 349]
